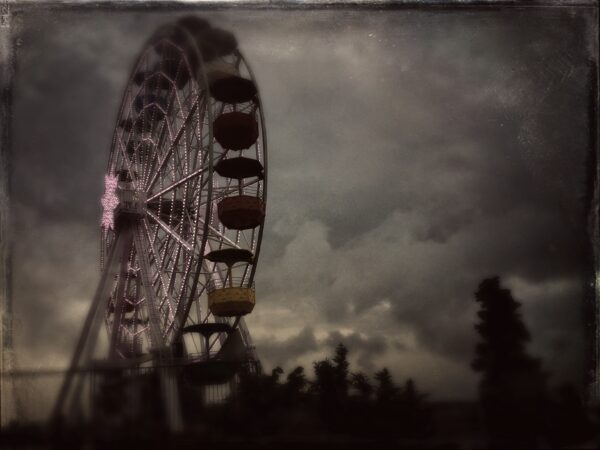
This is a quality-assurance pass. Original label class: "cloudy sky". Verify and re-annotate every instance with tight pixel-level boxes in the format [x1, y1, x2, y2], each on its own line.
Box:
[5, 4, 597, 420]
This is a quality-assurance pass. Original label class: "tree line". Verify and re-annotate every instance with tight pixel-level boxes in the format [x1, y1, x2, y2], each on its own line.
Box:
[196, 276, 596, 448]
[197, 342, 434, 440]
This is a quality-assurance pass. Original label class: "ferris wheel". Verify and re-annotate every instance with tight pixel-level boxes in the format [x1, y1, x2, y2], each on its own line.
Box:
[53, 16, 267, 429]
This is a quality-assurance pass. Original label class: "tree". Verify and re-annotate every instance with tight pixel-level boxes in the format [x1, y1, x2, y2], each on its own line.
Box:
[286, 366, 308, 396]
[312, 344, 350, 406]
[311, 358, 339, 431]
[311, 344, 352, 432]
[397, 378, 433, 438]
[333, 343, 350, 398]
[350, 372, 373, 400]
[270, 366, 284, 384]
[312, 359, 336, 401]
[374, 368, 398, 403]
[283, 366, 308, 407]
[399, 378, 427, 409]
[472, 276, 549, 448]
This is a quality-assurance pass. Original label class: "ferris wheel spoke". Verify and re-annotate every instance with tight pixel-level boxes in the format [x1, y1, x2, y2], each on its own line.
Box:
[237, 228, 250, 249]
[171, 89, 201, 148]
[146, 235, 179, 296]
[142, 219, 181, 301]
[157, 89, 194, 161]
[147, 210, 193, 253]
[211, 178, 261, 201]
[191, 111, 210, 167]
[147, 166, 208, 202]
[192, 160, 260, 206]
[151, 240, 195, 325]
[115, 139, 142, 189]
[183, 120, 193, 178]
[140, 138, 158, 185]
[153, 244, 178, 295]
[172, 139, 193, 187]
[182, 201, 204, 245]
[170, 204, 204, 333]
[171, 85, 192, 122]
[165, 245, 183, 296]
[202, 242, 224, 284]
[146, 97, 201, 193]
[161, 120, 178, 157]
[146, 228, 169, 268]
[139, 221, 178, 326]
[132, 225, 166, 349]
[142, 98, 177, 184]
[170, 148, 184, 184]
[199, 218, 242, 250]
[145, 117, 188, 189]
[153, 231, 179, 269]
[175, 258, 193, 307]
[172, 268, 207, 339]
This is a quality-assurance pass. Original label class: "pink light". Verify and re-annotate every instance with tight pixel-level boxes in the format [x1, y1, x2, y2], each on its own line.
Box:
[101, 174, 119, 229]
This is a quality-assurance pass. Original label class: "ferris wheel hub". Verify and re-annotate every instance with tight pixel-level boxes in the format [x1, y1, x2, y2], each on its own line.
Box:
[116, 187, 146, 219]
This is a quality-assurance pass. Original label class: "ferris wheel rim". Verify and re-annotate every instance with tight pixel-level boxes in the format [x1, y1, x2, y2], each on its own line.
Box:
[233, 49, 267, 288]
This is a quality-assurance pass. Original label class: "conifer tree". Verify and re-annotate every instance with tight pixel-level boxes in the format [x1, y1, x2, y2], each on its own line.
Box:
[351, 372, 373, 400]
[472, 276, 548, 448]
[333, 343, 350, 398]
[286, 366, 307, 395]
[374, 368, 397, 403]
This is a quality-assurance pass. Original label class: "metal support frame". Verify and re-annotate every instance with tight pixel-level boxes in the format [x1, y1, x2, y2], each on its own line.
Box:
[51, 229, 125, 424]
[134, 222, 183, 431]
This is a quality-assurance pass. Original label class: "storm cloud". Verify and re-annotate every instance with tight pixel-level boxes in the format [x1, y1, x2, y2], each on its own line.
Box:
[5, 5, 596, 420]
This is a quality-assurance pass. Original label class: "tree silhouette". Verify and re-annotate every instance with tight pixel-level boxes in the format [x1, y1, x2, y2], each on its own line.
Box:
[374, 368, 398, 403]
[333, 343, 350, 399]
[217, 342, 434, 440]
[472, 276, 549, 448]
[311, 344, 351, 406]
[402, 379, 420, 403]
[350, 372, 373, 400]
[230, 365, 287, 435]
[397, 378, 432, 438]
[311, 358, 340, 430]
[270, 366, 284, 384]
[285, 366, 308, 397]
[312, 359, 336, 399]
[282, 365, 309, 413]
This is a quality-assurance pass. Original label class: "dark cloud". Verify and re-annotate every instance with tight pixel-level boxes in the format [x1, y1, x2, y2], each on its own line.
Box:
[255, 327, 389, 375]
[506, 276, 587, 385]
[6, 6, 596, 418]
[255, 326, 319, 368]
[324, 331, 388, 373]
